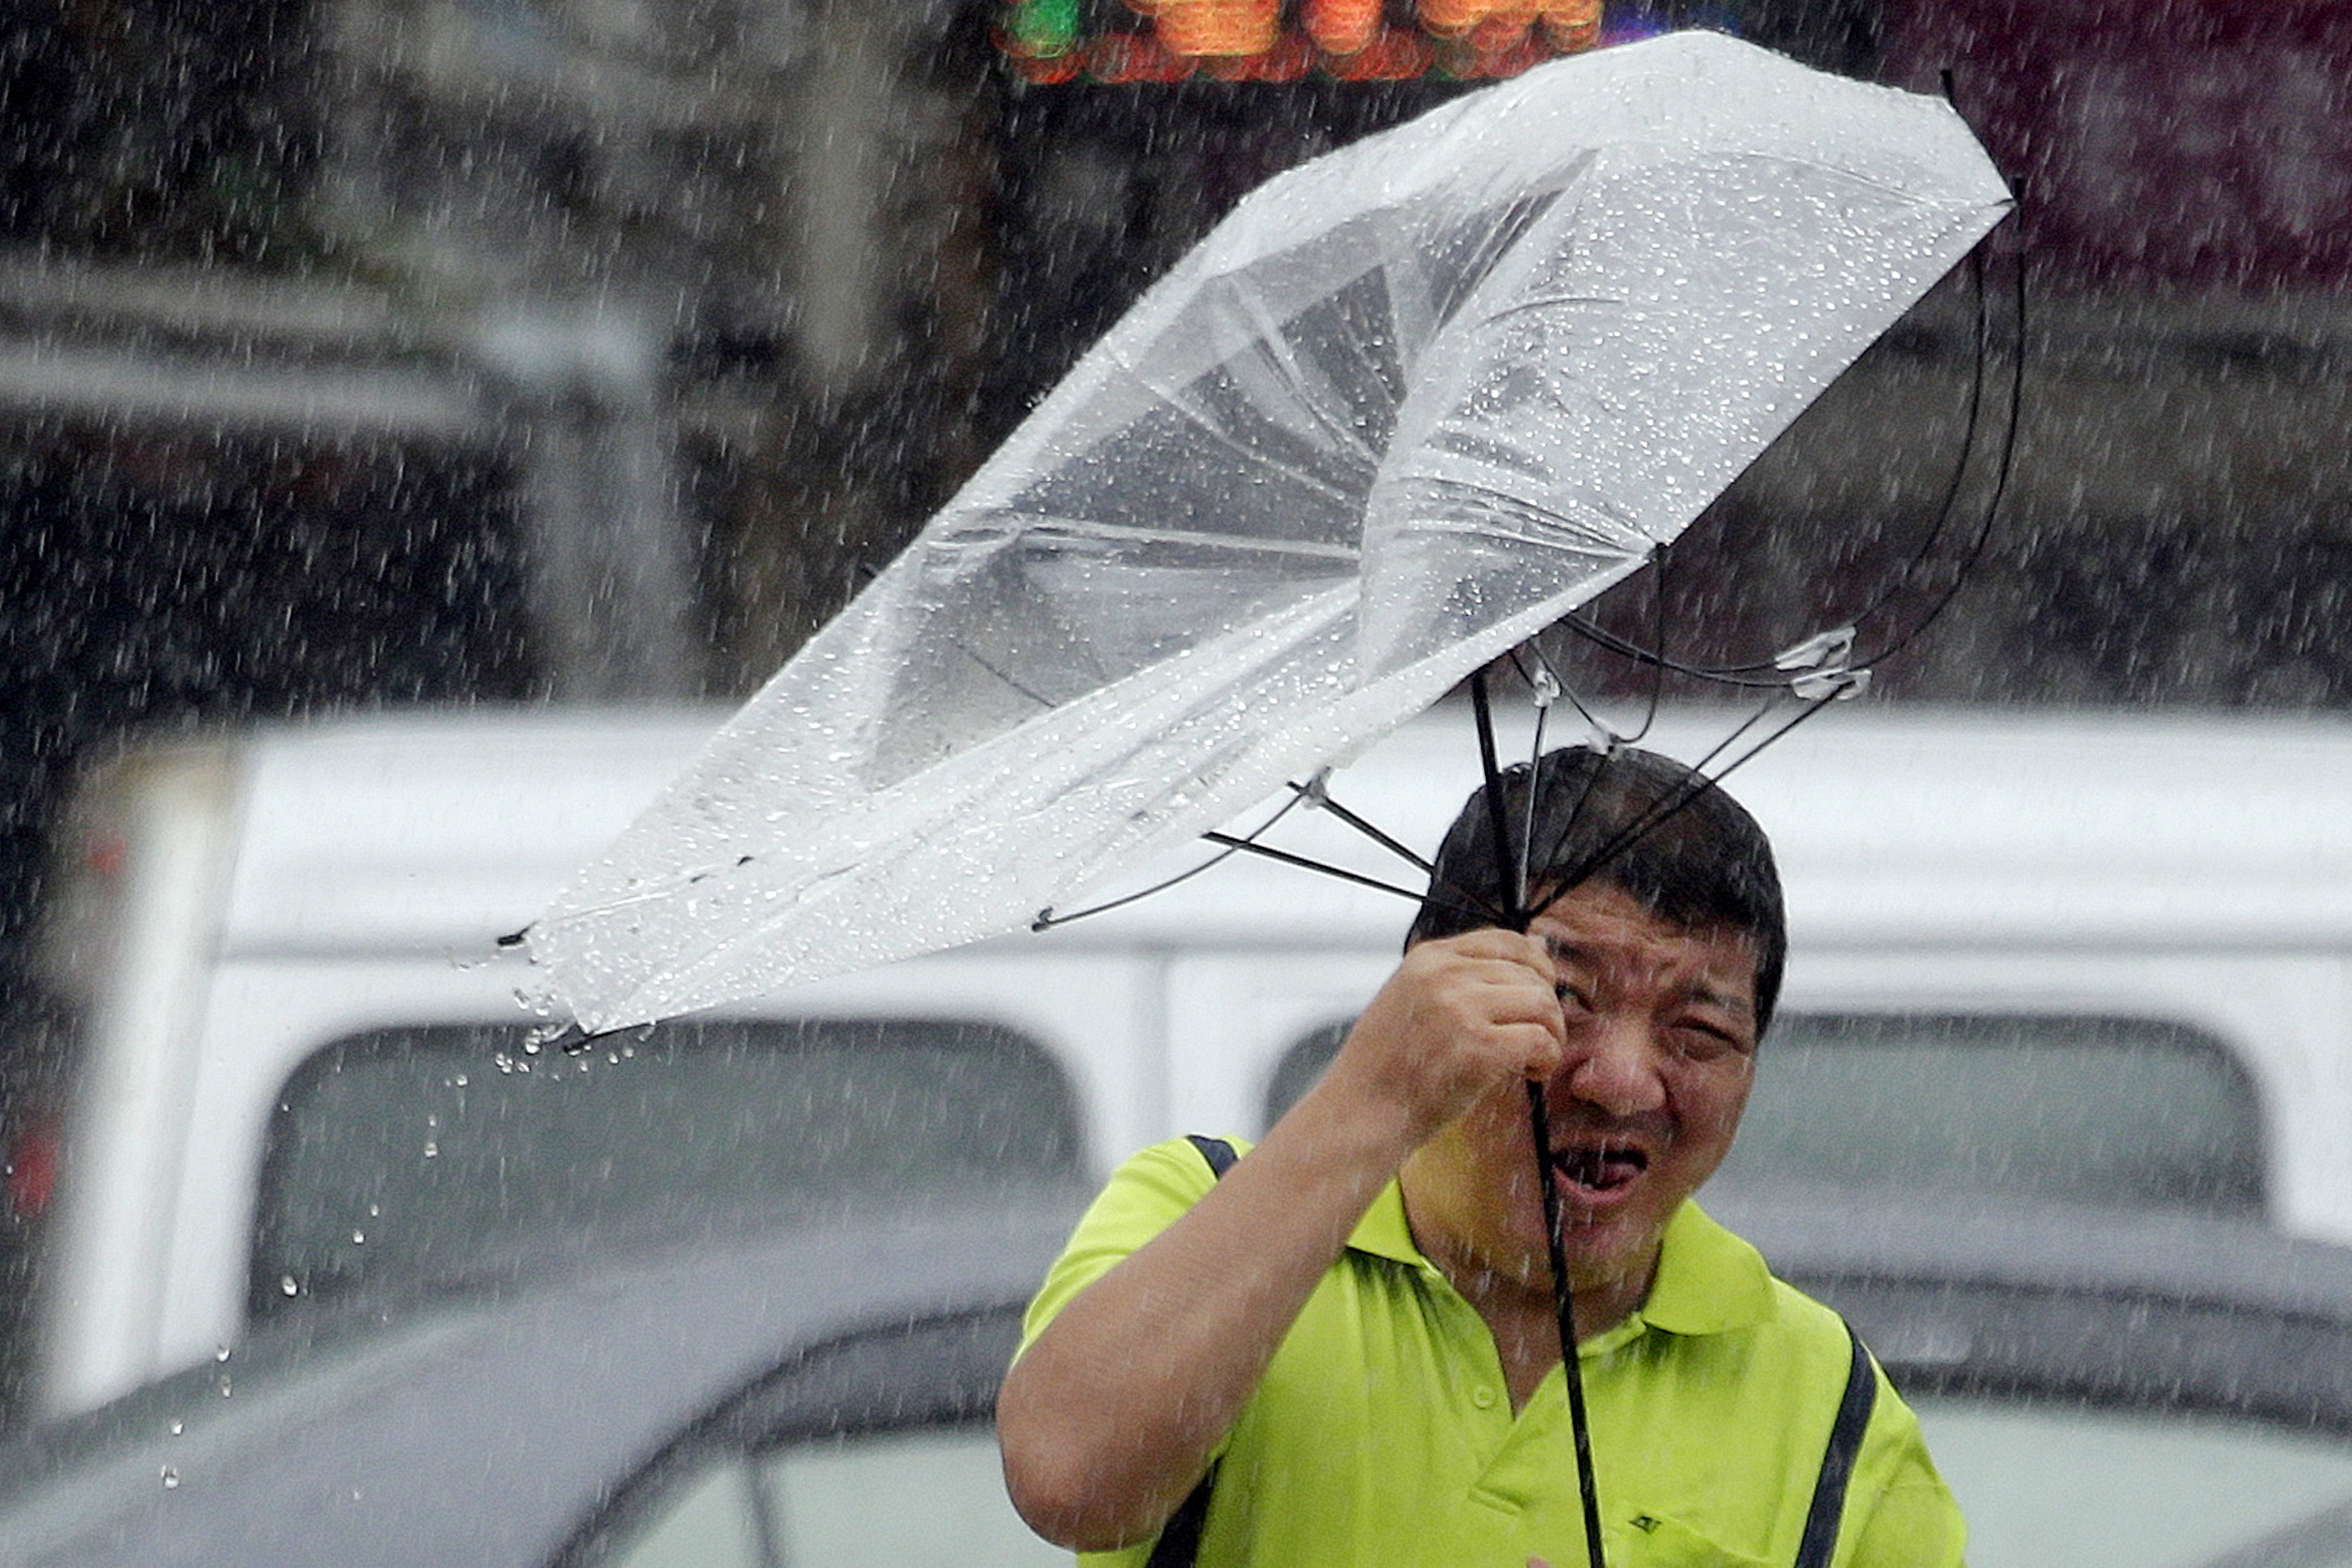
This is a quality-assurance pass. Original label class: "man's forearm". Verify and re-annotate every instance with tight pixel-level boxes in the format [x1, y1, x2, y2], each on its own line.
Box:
[997, 1077, 1419, 1552]
[999, 929, 1567, 1553]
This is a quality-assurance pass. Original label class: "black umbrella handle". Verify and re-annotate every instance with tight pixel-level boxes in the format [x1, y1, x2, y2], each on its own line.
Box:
[1470, 669, 1608, 1568]
[1469, 672, 1526, 931]
[1528, 1081, 1611, 1568]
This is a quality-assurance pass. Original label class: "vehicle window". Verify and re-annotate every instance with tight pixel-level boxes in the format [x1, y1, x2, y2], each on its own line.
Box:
[1265, 1021, 1351, 1134]
[1264, 1013, 2265, 1216]
[592, 1426, 1061, 1568]
[251, 1018, 1084, 1317]
[1716, 1014, 2263, 1214]
[1913, 1395, 2352, 1568]
[594, 1394, 2352, 1568]
[564, 1308, 1047, 1568]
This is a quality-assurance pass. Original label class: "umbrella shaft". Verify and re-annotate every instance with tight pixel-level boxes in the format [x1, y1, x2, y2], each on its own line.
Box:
[1475, 667, 1606, 1568]
[1528, 1080, 1611, 1568]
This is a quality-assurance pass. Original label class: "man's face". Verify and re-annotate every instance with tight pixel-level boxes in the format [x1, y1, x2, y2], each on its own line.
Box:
[1399, 882, 1759, 1303]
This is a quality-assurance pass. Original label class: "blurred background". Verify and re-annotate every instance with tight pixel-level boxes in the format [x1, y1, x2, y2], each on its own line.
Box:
[0, 6, 2346, 1543]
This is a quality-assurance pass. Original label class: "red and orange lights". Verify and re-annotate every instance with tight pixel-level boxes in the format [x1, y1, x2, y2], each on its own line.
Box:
[996, 0, 1606, 84]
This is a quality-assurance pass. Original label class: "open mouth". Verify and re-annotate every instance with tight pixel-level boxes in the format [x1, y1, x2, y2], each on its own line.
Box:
[1550, 1143, 1649, 1201]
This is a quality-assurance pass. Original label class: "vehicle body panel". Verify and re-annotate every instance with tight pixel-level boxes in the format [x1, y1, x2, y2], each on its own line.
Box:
[19, 703, 2352, 1421]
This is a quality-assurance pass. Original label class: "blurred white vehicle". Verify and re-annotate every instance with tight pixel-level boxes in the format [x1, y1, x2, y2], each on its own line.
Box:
[8, 700, 2352, 1424]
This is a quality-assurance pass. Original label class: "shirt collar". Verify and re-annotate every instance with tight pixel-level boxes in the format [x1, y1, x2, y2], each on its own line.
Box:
[1346, 1189, 1776, 1337]
[1633, 1200, 1777, 1336]
[1348, 1181, 1429, 1268]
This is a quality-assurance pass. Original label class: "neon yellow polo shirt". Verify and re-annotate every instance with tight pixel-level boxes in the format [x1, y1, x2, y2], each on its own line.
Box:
[1021, 1138, 1964, 1568]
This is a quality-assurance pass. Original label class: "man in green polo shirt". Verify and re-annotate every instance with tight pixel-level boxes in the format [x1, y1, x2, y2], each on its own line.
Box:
[998, 745, 1964, 1567]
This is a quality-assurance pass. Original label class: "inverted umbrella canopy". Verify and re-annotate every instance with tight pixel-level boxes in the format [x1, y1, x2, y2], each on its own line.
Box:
[531, 30, 2010, 1034]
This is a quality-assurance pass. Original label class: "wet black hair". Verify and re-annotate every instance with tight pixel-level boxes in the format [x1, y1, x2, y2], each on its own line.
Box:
[1407, 745, 1787, 1037]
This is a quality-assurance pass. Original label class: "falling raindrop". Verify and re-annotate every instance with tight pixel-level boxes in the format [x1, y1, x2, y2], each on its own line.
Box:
[281, 1275, 299, 1296]
[161, 1466, 180, 1489]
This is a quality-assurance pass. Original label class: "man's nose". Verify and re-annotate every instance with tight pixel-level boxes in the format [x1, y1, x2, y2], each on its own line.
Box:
[1562, 1015, 1669, 1116]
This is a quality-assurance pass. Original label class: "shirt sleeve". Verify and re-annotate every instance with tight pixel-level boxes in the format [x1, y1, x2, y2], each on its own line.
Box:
[1839, 1367, 1968, 1568]
[1017, 1136, 1238, 1359]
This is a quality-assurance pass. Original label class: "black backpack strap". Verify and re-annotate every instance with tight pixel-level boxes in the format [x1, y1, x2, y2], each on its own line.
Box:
[1145, 1470, 1218, 1568]
[1145, 1136, 1240, 1568]
[1184, 1133, 1239, 1178]
[1794, 1320, 1879, 1568]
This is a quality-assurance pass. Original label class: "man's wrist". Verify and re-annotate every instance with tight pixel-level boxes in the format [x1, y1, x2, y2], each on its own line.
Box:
[1274, 1058, 1436, 1190]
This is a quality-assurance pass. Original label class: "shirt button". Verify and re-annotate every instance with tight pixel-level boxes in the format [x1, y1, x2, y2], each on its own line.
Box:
[1472, 1385, 1497, 1409]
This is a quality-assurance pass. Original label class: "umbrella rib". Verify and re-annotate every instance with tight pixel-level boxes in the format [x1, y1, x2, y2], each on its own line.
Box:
[947, 637, 1061, 712]
[1524, 691, 1842, 928]
[1291, 779, 1435, 875]
[1386, 469, 1647, 554]
[1852, 233, 2026, 669]
[1147, 384, 1365, 511]
[1021, 517, 1360, 563]
[1510, 645, 1625, 753]
[1821, 239, 1995, 651]
[1548, 223, 2014, 687]
[1552, 613, 1828, 690]
[1516, 692, 1553, 921]
[1197, 832, 1433, 905]
[1033, 785, 1484, 932]
[1623, 540, 1668, 743]
[1031, 788, 1314, 931]
[1467, 291, 1623, 332]
[1234, 286, 1390, 467]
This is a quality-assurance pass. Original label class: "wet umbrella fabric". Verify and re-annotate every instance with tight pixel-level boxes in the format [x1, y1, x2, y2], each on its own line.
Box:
[530, 30, 2009, 1035]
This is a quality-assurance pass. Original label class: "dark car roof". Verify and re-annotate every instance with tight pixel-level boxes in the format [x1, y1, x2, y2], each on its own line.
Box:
[0, 1197, 1082, 1568]
[1709, 1184, 2352, 1431]
[15, 1181, 2352, 1567]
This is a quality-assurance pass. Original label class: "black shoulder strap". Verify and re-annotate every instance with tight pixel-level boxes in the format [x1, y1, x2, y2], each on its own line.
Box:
[1145, 1470, 1217, 1568]
[1145, 1137, 1239, 1568]
[1794, 1321, 1879, 1568]
[1184, 1133, 1239, 1178]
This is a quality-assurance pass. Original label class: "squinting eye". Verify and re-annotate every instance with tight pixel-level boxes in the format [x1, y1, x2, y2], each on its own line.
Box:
[1673, 1023, 1747, 1059]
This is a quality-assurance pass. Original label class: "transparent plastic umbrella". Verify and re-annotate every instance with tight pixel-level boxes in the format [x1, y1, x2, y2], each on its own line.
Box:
[529, 29, 2009, 1035]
